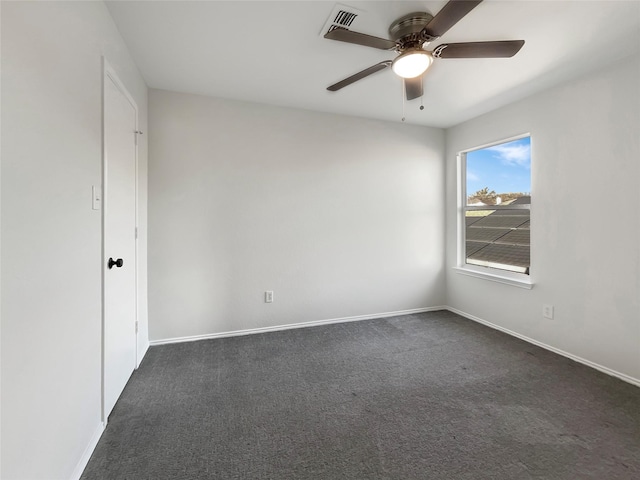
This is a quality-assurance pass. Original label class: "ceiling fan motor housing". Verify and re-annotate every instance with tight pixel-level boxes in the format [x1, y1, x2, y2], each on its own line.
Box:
[389, 12, 435, 51]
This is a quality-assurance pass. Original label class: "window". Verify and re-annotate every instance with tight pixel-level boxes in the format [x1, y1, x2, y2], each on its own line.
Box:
[458, 135, 531, 285]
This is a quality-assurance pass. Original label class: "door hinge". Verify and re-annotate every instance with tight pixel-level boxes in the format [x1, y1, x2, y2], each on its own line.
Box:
[135, 321, 139, 334]
[135, 227, 138, 239]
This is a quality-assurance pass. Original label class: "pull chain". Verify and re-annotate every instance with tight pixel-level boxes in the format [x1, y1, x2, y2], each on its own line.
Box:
[401, 79, 406, 122]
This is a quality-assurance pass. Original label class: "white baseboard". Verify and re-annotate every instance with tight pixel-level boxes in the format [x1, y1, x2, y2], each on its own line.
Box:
[149, 306, 447, 346]
[149, 307, 639, 387]
[70, 422, 105, 480]
[447, 306, 640, 388]
[71, 344, 148, 479]
[137, 341, 150, 368]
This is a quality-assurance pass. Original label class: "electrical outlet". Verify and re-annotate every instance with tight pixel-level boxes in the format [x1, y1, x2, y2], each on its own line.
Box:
[265, 291, 274, 303]
[543, 304, 554, 319]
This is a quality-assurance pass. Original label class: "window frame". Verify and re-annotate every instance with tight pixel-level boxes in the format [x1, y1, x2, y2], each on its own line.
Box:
[456, 133, 533, 289]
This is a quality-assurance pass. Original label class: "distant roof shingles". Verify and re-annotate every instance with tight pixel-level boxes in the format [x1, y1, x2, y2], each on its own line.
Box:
[465, 196, 530, 273]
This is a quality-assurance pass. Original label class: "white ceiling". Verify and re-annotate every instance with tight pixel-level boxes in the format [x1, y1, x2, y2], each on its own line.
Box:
[106, 0, 640, 128]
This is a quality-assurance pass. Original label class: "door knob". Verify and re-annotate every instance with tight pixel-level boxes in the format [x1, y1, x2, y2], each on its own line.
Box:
[108, 258, 124, 269]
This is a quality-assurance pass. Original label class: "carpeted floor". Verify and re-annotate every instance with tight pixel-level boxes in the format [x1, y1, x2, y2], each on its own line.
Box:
[81, 311, 640, 479]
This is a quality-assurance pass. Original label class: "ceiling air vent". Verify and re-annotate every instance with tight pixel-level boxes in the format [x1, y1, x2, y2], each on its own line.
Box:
[320, 4, 365, 37]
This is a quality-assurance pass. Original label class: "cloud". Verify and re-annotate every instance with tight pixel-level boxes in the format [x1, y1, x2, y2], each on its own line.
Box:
[467, 170, 480, 182]
[487, 142, 531, 168]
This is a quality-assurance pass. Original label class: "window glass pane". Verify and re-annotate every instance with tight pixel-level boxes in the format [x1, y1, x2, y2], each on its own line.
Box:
[462, 135, 531, 275]
[465, 210, 530, 274]
[466, 137, 531, 207]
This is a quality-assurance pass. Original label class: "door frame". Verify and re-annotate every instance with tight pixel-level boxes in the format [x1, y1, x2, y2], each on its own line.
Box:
[101, 57, 140, 423]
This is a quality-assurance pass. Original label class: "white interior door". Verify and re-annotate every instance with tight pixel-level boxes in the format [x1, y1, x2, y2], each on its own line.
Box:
[103, 65, 138, 420]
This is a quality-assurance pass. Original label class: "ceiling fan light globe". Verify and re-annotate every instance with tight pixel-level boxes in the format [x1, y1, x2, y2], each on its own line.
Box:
[391, 50, 433, 78]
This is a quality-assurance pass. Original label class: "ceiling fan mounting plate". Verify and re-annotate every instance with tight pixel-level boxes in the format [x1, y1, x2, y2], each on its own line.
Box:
[389, 12, 434, 48]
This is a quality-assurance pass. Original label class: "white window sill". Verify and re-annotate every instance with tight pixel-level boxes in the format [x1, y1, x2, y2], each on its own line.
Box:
[453, 266, 534, 289]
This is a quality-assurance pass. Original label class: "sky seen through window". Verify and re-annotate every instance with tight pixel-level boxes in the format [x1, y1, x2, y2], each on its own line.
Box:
[466, 137, 531, 196]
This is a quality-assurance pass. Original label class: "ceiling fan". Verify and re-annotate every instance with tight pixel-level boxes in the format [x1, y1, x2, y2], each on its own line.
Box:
[324, 0, 525, 100]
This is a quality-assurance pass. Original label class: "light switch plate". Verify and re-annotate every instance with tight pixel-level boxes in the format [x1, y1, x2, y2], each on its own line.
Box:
[92, 186, 102, 210]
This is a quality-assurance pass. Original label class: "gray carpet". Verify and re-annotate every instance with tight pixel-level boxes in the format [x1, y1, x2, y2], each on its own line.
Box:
[81, 311, 640, 479]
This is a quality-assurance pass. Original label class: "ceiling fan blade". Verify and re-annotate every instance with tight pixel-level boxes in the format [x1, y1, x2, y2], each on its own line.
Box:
[327, 61, 392, 91]
[433, 40, 525, 58]
[324, 28, 397, 50]
[423, 0, 483, 39]
[404, 76, 423, 101]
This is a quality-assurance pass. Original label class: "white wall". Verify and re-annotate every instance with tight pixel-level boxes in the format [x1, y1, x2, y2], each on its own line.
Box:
[1, 2, 148, 478]
[148, 89, 445, 341]
[445, 53, 640, 382]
